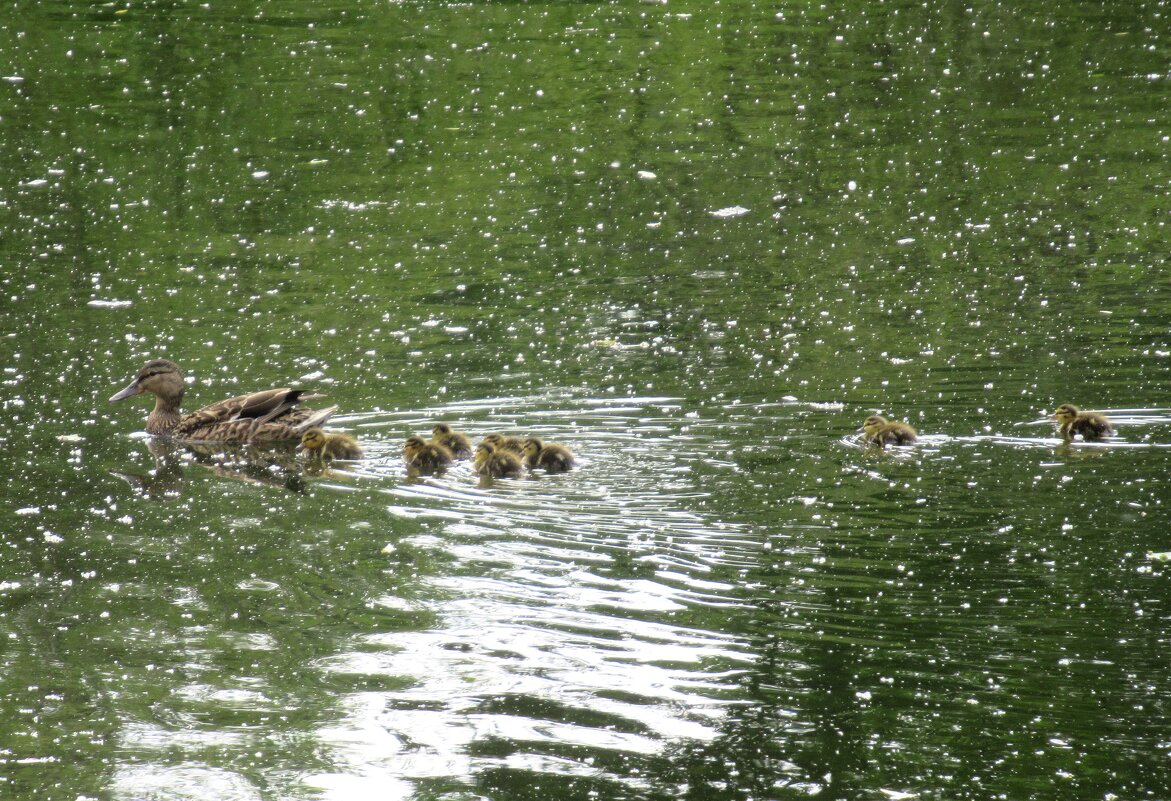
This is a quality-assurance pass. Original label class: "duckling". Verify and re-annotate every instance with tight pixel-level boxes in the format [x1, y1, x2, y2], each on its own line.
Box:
[522, 437, 576, 472]
[403, 436, 453, 472]
[480, 432, 526, 456]
[431, 423, 473, 459]
[859, 415, 918, 447]
[1053, 404, 1114, 440]
[474, 442, 524, 478]
[299, 427, 363, 460]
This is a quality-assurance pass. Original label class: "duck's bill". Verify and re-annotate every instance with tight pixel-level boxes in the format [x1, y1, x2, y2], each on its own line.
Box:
[109, 381, 142, 402]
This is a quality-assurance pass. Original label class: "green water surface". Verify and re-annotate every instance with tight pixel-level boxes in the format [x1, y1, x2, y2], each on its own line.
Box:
[1, 1, 1169, 799]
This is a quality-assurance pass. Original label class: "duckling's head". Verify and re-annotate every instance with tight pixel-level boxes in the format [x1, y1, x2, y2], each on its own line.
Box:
[522, 438, 543, 457]
[433, 423, 453, 437]
[110, 358, 185, 403]
[404, 436, 427, 451]
[474, 442, 496, 465]
[860, 415, 888, 433]
[481, 433, 503, 447]
[300, 428, 327, 452]
[1053, 404, 1080, 422]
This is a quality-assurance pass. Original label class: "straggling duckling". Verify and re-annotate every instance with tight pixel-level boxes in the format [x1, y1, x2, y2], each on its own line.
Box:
[859, 415, 918, 447]
[299, 427, 363, 460]
[432, 423, 473, 459]
[522, 437, 576, 472]
[480, 432, 526, 456]
[403, 436, 453, 472]
[1053, 404, 1114, 440]
[474, 442, 524, 478]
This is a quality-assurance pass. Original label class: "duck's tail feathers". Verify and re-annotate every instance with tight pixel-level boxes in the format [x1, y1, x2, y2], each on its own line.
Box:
[295, 405, 338, 433]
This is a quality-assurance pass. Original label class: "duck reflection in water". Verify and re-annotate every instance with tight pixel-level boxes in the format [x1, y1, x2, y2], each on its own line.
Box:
[112, 438, 311, 496]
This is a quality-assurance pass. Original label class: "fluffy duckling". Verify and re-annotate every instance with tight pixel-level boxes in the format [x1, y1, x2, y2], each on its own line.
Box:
[431, 423, 473, 459]
[480, 432, 526, 456]
[403, 436, 453, 472]
[299, 428, 363, 460]
[474, 442, 525, 478]
[522, 437, 576, 472]
[1053, 404, 1114, 440]
[859, 415, 918, 447]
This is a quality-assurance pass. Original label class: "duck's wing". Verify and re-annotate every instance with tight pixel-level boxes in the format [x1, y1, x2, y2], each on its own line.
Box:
[173, 389, 331, 441]
[249, 405, 338, 443]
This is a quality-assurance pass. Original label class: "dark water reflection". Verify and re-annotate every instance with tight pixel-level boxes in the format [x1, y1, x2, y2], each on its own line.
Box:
[2, 0, 1171, 799]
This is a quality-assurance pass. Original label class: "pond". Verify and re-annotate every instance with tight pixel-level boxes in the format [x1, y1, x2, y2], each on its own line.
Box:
[1, 0, 1170, 799]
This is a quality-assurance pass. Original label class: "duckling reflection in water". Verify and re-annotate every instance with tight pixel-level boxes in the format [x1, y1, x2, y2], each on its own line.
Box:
[474, 442, 524, 478]
[1053, 403, 1114, 440]
[480, 433, 526, 457]
[299, 427, 363, 460]
[403, 436, 453, 473]
[431, 423, 473, 459]
[859, 415, 918, 447]
[522, 437, 576, 472]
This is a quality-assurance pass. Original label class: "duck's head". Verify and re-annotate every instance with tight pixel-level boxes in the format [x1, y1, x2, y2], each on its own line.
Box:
[522, 438, 543, 458]
[432, 423, 453, 437]
[1053, 403, 1080, 423]
[110, 359, 184, 403]
[300, 428, 327, 452]
[404, 436, 427, 453]
[481, 433, 503, 447]
[859, 415, 888, 434]
[474, 442, 495, 465]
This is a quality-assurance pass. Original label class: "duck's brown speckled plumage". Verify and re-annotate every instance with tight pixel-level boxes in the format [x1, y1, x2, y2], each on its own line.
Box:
[1053, 404, 1114, 440]
[522, 437, 576, 472]
[474, 442, 524, 478]
[110, 359, 335, 442]
[859, 415, 918, 447]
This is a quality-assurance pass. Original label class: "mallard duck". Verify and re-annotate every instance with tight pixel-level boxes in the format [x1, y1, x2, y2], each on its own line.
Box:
[110, 359, 336, 442]
[480, 433, 525, 456]
[299, 428, 363, 460]
[522, 437, 576, 472]
[431, 423, 473, 459]
[474, 442, 524, 478]
[403, 436, 453, 472]
[859, 415, 918, 446]
[1053, 403, 1114, 440]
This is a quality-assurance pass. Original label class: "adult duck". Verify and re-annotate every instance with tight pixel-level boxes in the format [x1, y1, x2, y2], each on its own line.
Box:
[110, 358, 336, 442]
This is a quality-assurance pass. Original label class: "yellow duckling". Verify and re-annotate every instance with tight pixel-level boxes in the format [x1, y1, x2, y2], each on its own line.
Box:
[431, 423, 473, 459]
[299, 428, 363, 460]
[522, 437, 576, 472]
[403, 436, 453, 472]
[1053, 404, 1114, 440]
[474, 442, 524, 478]
[859, 415, 918, 447]
[480, 433, 526, 456]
